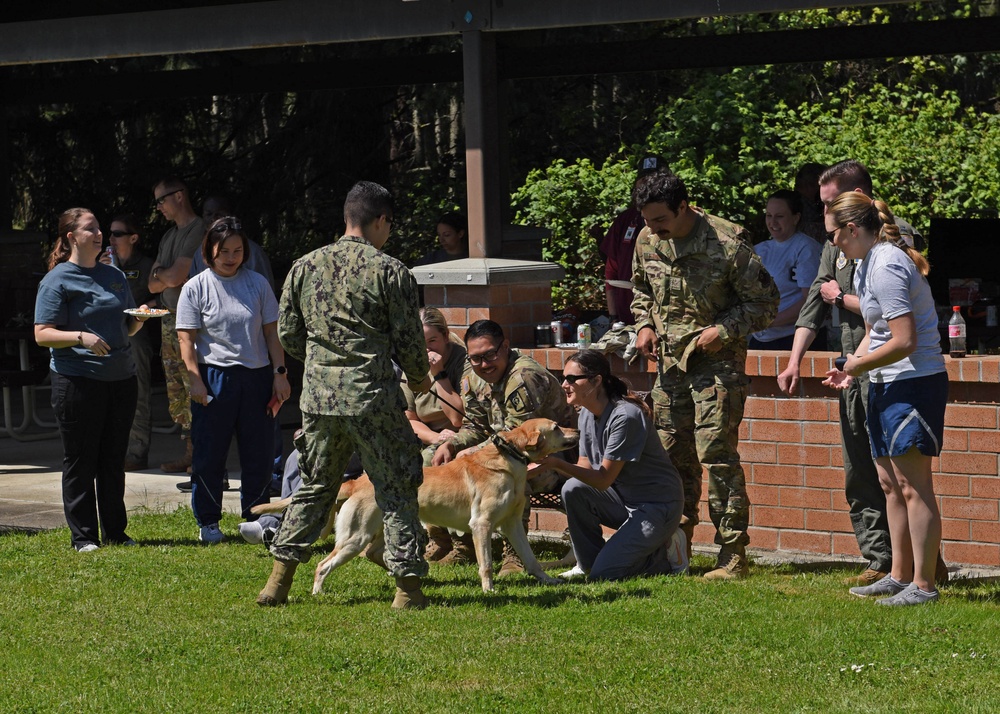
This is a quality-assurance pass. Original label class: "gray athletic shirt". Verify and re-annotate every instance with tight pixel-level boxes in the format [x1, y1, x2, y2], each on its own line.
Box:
[854, 241, 945, 383]
[578, 398, 684, 505]
[175, 267, 279, 369]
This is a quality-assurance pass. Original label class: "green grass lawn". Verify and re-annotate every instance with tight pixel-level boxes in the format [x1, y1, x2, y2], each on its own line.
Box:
[3, 508, 998, 714]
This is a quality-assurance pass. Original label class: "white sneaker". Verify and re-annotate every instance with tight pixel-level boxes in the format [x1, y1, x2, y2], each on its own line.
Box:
[199, 523, 225, 544]
[238, 521, 264, 545]
[667, 528, 690, 575]
[559, 564, 586, 579]
[75, 543, 99, 553]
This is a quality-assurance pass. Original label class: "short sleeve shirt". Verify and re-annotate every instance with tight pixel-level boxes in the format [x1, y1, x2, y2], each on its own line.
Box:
[34, 261, 137, 380]
[176, 268, 279, 369]
[578, 399, 684, 505]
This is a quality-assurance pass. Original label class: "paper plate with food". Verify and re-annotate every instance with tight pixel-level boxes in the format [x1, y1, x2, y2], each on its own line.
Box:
[124, 307, 171, 317]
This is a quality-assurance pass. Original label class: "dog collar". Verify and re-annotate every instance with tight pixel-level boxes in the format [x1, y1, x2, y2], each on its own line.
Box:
[490, 433, 531, 465]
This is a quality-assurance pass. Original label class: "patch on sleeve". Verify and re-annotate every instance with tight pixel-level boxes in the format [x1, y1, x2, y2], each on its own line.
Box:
[461, 377, 471, 395]
[507, 385, 534, 414]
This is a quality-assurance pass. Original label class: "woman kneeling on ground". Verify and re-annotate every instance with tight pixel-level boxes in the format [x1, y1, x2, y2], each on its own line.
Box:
[822, 192, 946, 606]
[533, 349, 686, 581]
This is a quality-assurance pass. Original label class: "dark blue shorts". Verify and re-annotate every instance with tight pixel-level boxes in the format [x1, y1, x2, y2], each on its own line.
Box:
[867, 371, 948, 459]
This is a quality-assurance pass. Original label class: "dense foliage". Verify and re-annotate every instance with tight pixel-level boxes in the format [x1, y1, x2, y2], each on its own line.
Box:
[514, 6, 1000, 311]
[4, 3, 999, 310]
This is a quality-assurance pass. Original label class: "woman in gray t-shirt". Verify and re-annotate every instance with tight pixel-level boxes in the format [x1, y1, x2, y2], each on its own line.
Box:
[176, 217, 290, 544]
[823, 193, 946, 606]
[534, 350, 685, 581]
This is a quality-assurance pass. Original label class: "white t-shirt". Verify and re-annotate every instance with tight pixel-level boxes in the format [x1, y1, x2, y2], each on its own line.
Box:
[855, 241, 945, 383]
[176, 268, 279, 369]
[752, 231, 822, 342]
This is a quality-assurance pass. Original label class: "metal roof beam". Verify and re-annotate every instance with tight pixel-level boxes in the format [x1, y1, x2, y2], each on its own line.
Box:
[0, 0, 916, 67]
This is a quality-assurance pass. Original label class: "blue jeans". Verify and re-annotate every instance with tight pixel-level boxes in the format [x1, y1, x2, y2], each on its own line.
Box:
[190, 364, 274, 526]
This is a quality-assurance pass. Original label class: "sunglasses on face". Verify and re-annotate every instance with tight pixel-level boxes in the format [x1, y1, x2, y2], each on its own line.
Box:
[562, 373, 593, 385]
[154, 189, 182, 206]
[211, 220, 242, 234]
[467, 347, 503, 366]
[109, 230, 134, 238]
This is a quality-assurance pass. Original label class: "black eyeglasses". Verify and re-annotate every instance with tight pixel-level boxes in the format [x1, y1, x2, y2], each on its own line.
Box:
[467, 346, 503, 366]
[211, 218, 242, 234]
[826, 226, 842, 242]
[562, 373, 593, 385]
[154, 189, 183, 206]
[109, 230, 134, 238]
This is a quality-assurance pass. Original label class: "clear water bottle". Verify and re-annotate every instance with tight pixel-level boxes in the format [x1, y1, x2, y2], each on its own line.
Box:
[948, 306, 966, 358]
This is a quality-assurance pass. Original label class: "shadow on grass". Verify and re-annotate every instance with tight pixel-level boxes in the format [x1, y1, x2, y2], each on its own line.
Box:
[324, 582, 652, 609]
[936, 576, 1000, 604]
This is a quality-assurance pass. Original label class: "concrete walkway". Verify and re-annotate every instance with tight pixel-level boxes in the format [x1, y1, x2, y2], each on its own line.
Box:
[0, 384, 292, 533]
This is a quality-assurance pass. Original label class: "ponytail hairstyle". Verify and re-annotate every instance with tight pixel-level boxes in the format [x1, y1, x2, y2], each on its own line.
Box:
[420, 306, 463, 346]
[566, 349, 650, 416]
[48, 208, 93, 271]
[827, 192, 929, 276]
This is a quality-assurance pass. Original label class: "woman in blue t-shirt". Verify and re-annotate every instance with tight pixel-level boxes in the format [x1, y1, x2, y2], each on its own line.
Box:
[823, 192, 947, 606]
[534, 349, 686, 581]
[34, 208, 151, 552]
[176, 217, 290, 544]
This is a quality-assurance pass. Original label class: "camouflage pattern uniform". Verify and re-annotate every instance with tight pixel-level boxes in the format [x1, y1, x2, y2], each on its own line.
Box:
[155, 218, 205, 433]
[448, 350, 576, 515]
[796, 241, 891, 571]
[631, 209, 778, 547]
[270, 235, 430, 578]
[448, 350, 576, 454]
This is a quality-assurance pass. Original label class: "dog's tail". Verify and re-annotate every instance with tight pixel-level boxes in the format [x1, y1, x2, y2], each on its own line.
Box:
[248, 477, 365, 517]
[250, 497, 291, 516]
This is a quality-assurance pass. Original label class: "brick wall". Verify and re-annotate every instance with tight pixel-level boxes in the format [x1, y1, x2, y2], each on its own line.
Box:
[518, 347, 1000, 568]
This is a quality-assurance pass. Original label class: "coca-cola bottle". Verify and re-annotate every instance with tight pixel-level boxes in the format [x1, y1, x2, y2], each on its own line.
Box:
[948, 306, 966, 358]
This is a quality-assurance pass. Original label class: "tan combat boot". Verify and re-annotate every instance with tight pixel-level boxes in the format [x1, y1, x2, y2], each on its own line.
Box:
[424, 526, 454, 562]
[392, 576, 428, 610]
[497, 540, 524, 577]
[161, 436, 193, 474]
[438, 533, 477, 565]
[256, 559, 298, 606]
[703, 545, 749, 581]
[843, 567, 889, 587]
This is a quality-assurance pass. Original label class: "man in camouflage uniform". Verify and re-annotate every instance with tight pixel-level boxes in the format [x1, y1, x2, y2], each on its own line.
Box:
[257, 181, 433, 610]
[631, 173, 779, 580]
[148, 177, 206, 474]
[432, 319, 576, 575]
[778, 159, 946, 589]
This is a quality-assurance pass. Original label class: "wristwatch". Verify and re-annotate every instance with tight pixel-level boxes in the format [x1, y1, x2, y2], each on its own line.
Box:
[835, 292, 845, 309]
[274, 365, 287, 375]
[433, 370, 449, 382]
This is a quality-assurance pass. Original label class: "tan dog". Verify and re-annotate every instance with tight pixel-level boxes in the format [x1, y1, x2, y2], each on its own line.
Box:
[308, 418, 578, 594]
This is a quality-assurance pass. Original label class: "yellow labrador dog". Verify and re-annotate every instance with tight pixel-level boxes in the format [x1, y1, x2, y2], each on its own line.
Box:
[309, 418, 578, 594]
